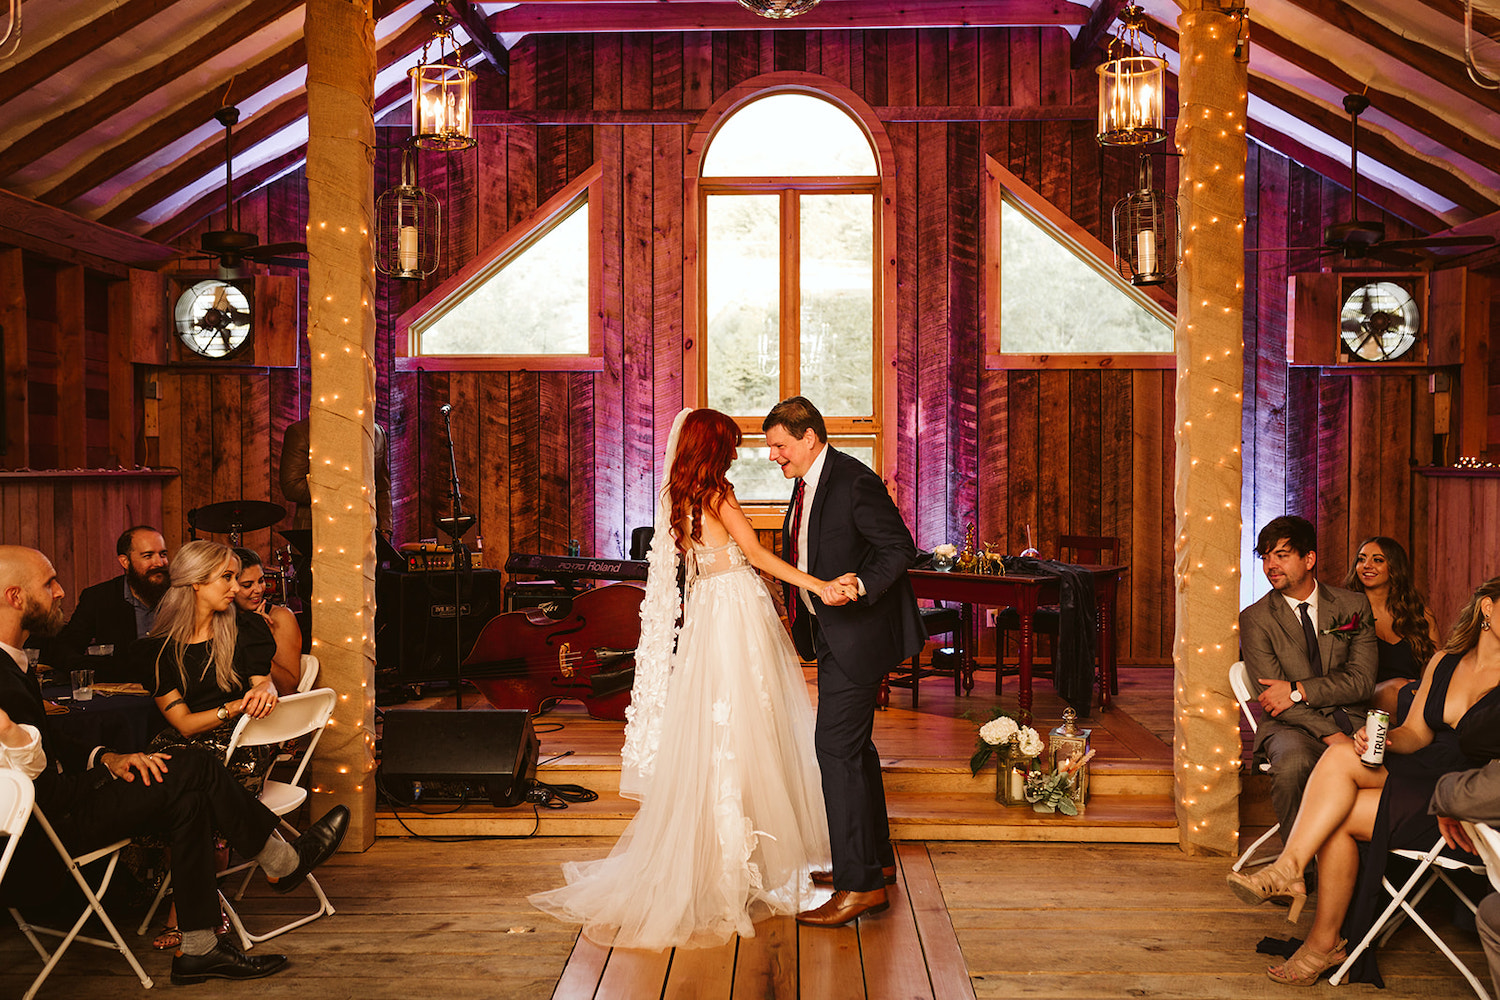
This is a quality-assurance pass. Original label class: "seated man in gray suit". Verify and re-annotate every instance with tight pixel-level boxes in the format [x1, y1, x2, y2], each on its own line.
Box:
[1432, 760, 1500, 996]
[1240, 515, 1377, 839]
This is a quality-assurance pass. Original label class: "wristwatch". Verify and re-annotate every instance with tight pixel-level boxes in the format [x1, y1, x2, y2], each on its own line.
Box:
[1289, 686, 1304, 704]
[216, 705, 230, 721]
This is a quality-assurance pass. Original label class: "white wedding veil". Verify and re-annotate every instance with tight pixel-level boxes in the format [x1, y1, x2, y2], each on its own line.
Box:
[618, 406, 692, 801]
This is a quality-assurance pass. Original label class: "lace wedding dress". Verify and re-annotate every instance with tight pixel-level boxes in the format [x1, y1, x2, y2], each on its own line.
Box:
[528, 539, 831, 950]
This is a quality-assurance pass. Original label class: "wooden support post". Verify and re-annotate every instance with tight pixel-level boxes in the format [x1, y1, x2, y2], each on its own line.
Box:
[304, 0, 378, 850]
[0, 249, 26, 469]
[1173, 3, 1246, 856]
[55, 265, 87, 469]
[106, 279, 138, 468]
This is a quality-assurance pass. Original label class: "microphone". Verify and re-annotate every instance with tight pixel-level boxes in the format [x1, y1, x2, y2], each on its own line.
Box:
[440, 404, 452, 416]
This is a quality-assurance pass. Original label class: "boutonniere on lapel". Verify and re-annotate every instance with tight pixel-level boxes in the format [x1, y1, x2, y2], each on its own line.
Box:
[1321, 612, 1368, 641]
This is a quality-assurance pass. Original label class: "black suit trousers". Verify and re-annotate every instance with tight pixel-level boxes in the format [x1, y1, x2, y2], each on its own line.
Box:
[811, 618, 894, 892]
[43, 744, 279, 932]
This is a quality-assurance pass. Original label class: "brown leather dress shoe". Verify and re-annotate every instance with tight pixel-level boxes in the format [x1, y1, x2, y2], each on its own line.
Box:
[811, 865, 896, 887]
[795, 888, 889, 927]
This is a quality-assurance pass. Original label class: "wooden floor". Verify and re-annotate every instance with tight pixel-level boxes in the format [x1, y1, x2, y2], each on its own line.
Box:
[3, 836, 1491, 999]
[377, 664, 1179, 842]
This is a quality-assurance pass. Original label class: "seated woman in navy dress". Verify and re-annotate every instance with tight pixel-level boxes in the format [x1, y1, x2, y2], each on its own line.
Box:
[1343, 536, 1439, 723]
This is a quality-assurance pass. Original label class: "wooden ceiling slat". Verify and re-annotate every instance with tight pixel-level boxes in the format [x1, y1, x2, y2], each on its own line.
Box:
[0, 0, 181, 106]
[1276, 0, 1500, 122]
[485, 1, 1091, 34]
[1248, 20, 1500, 176]
[0, 190, 176, 276]
[73, 13, 434, 225]
[1410, 0, 1500, 38]
[0, 0, 305, 181]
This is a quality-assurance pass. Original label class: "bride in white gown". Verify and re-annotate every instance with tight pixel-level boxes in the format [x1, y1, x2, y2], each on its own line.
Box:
[528, 408, 841, 950]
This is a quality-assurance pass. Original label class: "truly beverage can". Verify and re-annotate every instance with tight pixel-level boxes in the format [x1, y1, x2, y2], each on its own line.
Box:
[1361, 709, 1390, 766]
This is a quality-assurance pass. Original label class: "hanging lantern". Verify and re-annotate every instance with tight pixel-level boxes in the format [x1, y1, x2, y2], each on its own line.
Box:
[1112, 155, 1179, 287]
[375, 146, 440, 280]
[410, 13, 475, 152]
[1097, 4, 1168, 147]
[735, 0, 821, 18]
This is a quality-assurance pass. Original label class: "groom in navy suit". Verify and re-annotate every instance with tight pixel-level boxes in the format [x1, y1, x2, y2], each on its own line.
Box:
[763, 397, 925, 927]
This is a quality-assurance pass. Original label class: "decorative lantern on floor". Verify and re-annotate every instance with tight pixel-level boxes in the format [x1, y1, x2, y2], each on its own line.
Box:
[1112, 155, 1179, 287]
[1049, 708, 1093, 806]
[1096, 4, 1168, 147]
[375, 146, 440, 280]
[410, 13, 475, 152]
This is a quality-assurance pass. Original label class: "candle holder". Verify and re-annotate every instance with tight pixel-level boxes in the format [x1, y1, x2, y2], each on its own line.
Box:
[375, 145, 440, 280]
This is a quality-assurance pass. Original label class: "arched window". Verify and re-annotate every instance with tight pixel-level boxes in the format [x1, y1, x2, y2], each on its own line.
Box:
[687, 79, 894, 509]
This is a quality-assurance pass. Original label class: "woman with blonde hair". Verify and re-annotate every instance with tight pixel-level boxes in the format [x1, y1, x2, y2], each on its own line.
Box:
[1228, 576, 1500, 986]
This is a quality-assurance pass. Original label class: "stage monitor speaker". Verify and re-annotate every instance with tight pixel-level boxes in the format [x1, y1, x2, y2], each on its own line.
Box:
[380, 709, 539, 807]
[377, 569, 504, 681]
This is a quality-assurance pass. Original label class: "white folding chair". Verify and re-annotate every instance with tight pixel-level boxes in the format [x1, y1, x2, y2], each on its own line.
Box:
[3, 770, 153, 998]
[1229, 660, 1282, 872]
[135, 688, 339, 951]
[1329, 834, 1490, 997]
[296, 653, 319, 693]
[218, 687, 338, 949]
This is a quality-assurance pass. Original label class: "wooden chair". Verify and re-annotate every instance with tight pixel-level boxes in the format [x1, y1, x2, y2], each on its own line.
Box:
[995, 534, 1120, 695]
[883, 604, 963, 709]
[6, 771, 154, 998]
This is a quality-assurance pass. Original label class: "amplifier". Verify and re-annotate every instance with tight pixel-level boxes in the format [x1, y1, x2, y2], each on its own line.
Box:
[376, 569, 504, 681]
[379, 708, 539, 807]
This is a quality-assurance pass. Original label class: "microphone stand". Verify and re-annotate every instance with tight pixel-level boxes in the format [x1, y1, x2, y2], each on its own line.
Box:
[436, 406, 475, 709]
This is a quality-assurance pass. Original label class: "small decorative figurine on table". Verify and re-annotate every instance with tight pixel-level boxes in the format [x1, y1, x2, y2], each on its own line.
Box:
[955, 523, 978, 574]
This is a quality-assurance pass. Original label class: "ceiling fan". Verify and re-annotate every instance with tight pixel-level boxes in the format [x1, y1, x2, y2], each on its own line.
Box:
[1250, 94, 1494, 266]
[186, 106, 307, 273]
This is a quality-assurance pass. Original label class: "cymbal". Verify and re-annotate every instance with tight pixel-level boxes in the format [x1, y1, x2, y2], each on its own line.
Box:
[190, 499, 286, 535]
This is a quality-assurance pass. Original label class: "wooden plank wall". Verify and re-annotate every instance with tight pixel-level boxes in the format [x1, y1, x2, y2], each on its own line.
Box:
[36, 25, 1474, 668]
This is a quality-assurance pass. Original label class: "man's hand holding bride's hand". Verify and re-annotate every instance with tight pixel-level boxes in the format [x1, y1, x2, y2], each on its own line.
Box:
[820, 573, 859, 606]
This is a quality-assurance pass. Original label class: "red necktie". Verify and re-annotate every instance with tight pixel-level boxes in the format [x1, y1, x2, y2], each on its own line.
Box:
[788, 478, 805, 624]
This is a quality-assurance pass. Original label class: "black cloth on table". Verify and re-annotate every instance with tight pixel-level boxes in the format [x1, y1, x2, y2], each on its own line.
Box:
[998, 556, 1096, 715]
[1339, 651, 1500, 986]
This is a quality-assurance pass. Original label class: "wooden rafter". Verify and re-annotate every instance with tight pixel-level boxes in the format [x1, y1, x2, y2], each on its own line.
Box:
[0, 0, 306, 181]
[484, 0, 1091, 34]
[0, 189, 177, 276]
[1410, 0, 1500, 38]
[444, 0, 509, 75]
[0, 0, 181, 106]
[80, 15, 435, 224]
[1069, 0, 1128, 69]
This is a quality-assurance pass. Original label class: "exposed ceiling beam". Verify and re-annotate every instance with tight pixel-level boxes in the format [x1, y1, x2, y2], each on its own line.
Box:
[1070, 0, 1127, 69]
[445, 0, 509, 75]
[485, 0, 1091, 35]
[77, 14, 436, 225]
[0, 0, 180, 106]
[0, 0, 306, 181]
[1248, 19, 1500, 176]
[1409, 0, 1500, 37]
[0, 189, 177, 276]
[1276, 0, 1500, 122]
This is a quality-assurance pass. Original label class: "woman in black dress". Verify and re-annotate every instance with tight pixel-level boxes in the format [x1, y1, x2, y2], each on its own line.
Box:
[1227, 576, 1500, 986]
[1343, 536, 1439, 722]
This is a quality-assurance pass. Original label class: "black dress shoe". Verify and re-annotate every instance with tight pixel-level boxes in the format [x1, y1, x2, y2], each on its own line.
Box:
[171, 940, 288, 984]
[271, 804, 350, 894]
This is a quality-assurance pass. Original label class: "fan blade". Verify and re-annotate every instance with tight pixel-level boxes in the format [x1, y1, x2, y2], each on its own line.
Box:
[244, 241, 307, 258]
[1379, 235, 1496, 251]
[1363, 247, 1425, 266]
[1244, 245, 1332, 253]
[257, 257, 309, 269]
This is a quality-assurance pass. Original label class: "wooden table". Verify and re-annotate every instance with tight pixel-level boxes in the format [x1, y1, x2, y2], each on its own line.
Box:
[907, 565, 1126, 721]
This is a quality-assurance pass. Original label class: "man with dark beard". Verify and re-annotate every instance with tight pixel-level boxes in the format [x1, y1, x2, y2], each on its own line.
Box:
[44, 525, 171, 682]
[0, 544, 348, 983]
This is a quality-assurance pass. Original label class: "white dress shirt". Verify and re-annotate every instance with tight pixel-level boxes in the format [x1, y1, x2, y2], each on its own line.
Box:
[0, 640, 47, 780]
[1282, 586, 1320, 624]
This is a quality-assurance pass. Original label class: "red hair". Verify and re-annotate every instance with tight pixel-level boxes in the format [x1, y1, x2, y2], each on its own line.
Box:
[668, 409, 742, 551]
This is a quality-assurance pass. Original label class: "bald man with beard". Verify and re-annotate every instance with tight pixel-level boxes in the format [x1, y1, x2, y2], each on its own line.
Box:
[0, 545, 349, 984]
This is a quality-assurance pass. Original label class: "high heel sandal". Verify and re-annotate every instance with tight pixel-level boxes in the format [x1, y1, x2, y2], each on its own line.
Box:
[1226, 859, 1307, 923]
[1267, 938, 1347, 987]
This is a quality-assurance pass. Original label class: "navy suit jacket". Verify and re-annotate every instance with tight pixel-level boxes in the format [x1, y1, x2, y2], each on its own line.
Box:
[781, 447, 925, 675]
[47, 576, 145, 682]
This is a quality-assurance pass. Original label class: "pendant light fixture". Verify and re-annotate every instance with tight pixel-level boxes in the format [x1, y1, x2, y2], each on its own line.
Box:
[1112, 155, 1178, 287]
[410, 13, 475, 151]
[735, 0, 821, 18]
[375, 145, 440, 280]
[1097, 4, 1168, 147]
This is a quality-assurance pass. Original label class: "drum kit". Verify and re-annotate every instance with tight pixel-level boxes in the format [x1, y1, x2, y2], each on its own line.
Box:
[187, 499, 297, 606]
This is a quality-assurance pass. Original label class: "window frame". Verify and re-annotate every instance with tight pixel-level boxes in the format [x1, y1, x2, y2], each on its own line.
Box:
[984, 154, 1176, 371]
[395, 162, 604, 372]
[684, 74, 898, 525]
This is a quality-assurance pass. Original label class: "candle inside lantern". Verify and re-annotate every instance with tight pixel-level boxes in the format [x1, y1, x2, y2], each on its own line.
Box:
[1137, 228, 1157, 274]
[398, 225, 418, 270]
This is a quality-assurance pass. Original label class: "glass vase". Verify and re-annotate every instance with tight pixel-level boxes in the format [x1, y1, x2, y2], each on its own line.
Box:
[995, 758, 1027, 806]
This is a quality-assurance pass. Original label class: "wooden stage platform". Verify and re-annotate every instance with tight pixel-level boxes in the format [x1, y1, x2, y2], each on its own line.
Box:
[376, 665, 1180, 843]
